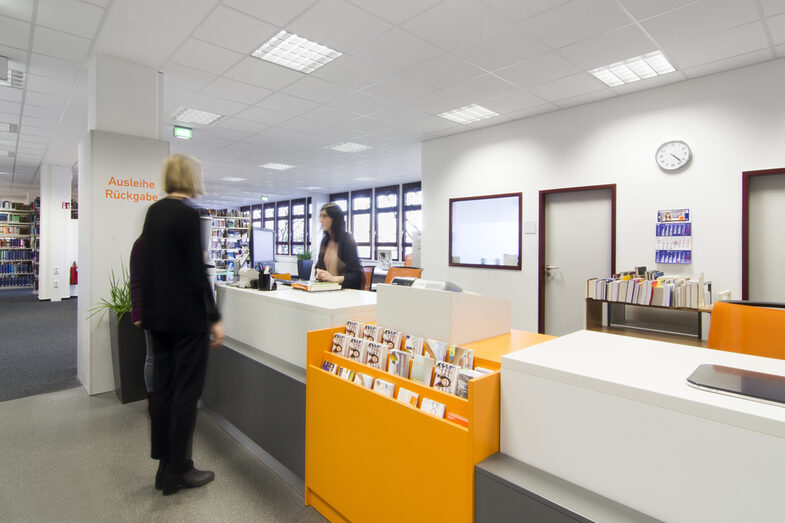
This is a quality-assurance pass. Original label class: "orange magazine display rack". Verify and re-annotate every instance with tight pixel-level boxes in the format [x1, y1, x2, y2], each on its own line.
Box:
[304, 326, 554, 523]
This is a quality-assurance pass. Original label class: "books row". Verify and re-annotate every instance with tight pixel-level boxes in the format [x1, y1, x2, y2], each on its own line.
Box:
[321, 360, 469, 426]
[0, 239, 31, 248]
[0, 225, 30, 235]
[292, 280, 342, 292]
[0, 201, 31, 210]
[587, 274, 712, 308]
[332, 321, 494, 398]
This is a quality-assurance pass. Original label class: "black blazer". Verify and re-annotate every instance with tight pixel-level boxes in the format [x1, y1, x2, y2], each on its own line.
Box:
[141, 197, 220, 333]
[315, 232, 365, 290]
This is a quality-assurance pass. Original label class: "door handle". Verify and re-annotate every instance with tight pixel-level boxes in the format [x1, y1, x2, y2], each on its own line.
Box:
[545, 265, 559, 278]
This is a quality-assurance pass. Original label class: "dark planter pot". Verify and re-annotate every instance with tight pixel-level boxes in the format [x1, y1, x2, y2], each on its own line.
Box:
[297, 259, 313, 280]
[109, 310, 148, 404]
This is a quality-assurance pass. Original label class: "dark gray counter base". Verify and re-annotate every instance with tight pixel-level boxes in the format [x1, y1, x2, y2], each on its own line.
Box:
[475, 453, 661, 523]
[201, 344, 306, 494]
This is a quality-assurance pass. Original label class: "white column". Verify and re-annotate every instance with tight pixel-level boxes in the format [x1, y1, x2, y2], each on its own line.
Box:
[39, 164, 73, 301]
[77, 54, 169, 395]
[310, 193, 329, 255]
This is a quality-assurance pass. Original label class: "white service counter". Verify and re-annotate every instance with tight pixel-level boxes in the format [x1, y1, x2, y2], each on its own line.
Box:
[500, 330, 785, 523]
[216, 284, 377, 371]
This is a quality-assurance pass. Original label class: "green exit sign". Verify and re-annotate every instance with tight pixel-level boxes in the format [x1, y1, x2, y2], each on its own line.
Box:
[173, 125, 193, 139]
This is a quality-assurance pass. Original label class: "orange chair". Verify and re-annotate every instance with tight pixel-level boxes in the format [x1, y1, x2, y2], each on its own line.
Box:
[707, 301, 785, 360]
[361, 266, 374, 291]
[384, 266, 423, 284]
[404, 254, 413, 267]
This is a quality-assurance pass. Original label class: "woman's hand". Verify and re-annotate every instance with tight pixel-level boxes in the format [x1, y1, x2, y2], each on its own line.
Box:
[210, 320, 225, 349]
[315, 268, 335, 282]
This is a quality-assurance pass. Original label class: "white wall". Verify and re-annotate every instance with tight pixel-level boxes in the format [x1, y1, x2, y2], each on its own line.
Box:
[422, 58, 785, 332]
[38, 164, 74, 301]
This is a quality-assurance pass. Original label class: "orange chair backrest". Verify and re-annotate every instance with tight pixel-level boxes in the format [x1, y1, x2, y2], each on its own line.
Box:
[384, 266, 423, 284]
[271, 273, 291, 281]
[404, 254, 413, 267]
[362, 266, 374, 291]
[707, 301, 785, 360]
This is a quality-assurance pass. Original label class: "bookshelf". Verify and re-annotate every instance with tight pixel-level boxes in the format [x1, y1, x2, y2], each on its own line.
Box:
[0, 201, 34, 290]
[201, 209, 250, 284]
[304, 326, 554, 523]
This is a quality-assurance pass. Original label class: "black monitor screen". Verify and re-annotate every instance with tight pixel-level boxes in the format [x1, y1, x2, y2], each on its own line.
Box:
[252, 228, 275, 273]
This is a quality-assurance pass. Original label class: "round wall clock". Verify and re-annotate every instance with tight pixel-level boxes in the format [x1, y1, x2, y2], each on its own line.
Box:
[656, 140, 691, 171]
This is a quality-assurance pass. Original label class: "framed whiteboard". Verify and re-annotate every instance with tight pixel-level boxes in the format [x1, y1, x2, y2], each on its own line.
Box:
[449, 192, 521, 270]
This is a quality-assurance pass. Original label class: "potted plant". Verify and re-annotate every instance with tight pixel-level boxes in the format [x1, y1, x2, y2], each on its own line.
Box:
[296, 250, 313, 281]
[87, 264, 147, 404]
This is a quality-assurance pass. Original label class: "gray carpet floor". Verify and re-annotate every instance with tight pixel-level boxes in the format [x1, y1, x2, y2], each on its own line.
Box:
[0, 290, 80, 402]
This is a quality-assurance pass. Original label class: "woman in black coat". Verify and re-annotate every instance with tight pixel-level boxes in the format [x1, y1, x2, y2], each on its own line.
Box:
[314, 202, 365, 289]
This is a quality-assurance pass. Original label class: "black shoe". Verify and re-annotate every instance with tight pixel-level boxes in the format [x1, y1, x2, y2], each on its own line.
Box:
[162, 466, 215, 496]
[155, 461, 166, 490]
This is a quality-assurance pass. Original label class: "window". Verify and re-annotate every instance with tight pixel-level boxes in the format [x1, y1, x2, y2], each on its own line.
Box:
[375, 185, 399, 260]
[291, 198, 307, 255]
[276, 201, 289, 255]
[351, 189, 372, 259]
[330, 193, 348, 213]
[251, 206, 262, 229]
[402, 182, 422, 261]
[263, 203, 275, 231]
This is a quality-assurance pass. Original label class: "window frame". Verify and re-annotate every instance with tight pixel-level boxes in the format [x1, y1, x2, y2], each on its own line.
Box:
[374, 185, 400, 260]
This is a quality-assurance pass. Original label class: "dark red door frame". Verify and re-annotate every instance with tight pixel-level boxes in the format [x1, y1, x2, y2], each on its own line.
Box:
[741, 168, 785, 300]
[538, 184, 617, 334]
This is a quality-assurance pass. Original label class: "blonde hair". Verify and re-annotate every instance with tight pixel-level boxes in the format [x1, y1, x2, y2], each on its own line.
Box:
[162, 154, 205, 196]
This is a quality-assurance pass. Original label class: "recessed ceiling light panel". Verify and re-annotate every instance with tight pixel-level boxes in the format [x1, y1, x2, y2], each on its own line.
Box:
[590, 51, 676, 87]
[252, 30, 341, 74]
[172, 107, 224, 125]
[438, 104, 500, 124]
[327, 142, 370, 153]
[0, 69, 24, 89]
[260, 163, 295, 171]
[0, 122, 18, 133]
[222, 177, 246, 182]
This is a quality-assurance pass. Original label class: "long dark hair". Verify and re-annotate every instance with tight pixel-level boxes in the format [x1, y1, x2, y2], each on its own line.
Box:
[322, 202, 346, 241]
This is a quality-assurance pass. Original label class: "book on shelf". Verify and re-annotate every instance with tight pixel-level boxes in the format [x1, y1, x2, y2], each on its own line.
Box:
[354, 372, 373, 388]
[396, 387, 419, 407]
[292, 280, 341, 292]
[362, 324, 383, 343]
[449, 346, 474, 369]
[364, 341, 388, 371]
[424, 339, 449, 362]
[346, 337, 368, 363]
[445, 412, 469, 427]
[410, 354, 435, 386]
[433, 361, 459, 395]
[337, 367, 355, 381]
[321, 360, 339, 374]
[388, 349, 411, 379]
[331, 333, 350, 357]
[381, 328, 403, 352]
[373, 378, 395, 397]
[455, 369, 482, 399]
[345, 320, 362, 338]
[403, 335, 424, 356]
[420, 397, 446, 418]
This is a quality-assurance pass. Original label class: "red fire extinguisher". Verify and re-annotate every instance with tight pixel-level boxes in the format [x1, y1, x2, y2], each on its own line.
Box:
[70, 262, 78, 285]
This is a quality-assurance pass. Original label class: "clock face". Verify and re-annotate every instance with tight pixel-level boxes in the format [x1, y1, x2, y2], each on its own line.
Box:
[656, 140, 691, 171]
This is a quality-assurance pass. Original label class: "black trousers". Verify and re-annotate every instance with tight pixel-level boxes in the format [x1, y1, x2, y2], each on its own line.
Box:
[150, 331, 208, 473]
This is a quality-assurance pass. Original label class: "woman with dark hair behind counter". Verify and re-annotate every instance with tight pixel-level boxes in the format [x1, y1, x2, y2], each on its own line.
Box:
[314, 202, 365, 290]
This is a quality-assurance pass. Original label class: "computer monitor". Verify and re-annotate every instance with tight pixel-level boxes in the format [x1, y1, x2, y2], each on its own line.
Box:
[252, 227, 275, 273]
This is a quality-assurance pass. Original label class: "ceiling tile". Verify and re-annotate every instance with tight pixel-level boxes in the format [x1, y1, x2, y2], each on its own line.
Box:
[768, 12, 785, 45]
[223, 0, 317, 27]
[369, 105, 431, 127]
[681, 48, 775, 78]
[256, 92, 320, 116]
[443, 73, 518, 103]
[234, 105, 293, 126]
[36, 0, 103, 39]
[0, 14, 30, 48]
[214, 117, 270, 134]
[559, 24, 654, 70]
[201, 77, 272, 105]
[455, 26, 550, 72]
[24, 90, 66, 109]
[0, 43, 28, 65]
[0, 100, 21, 114]
[616, 0, 696, 20]
[351, 28, 443, 73]
[481, 89, 548, 115]
[0, 1, 34, 21]
[484, 0, 569, 21]
[361, 75, 434, 103]
[403, 0, 509, 50]
[761, 0, 785, 16]
[277, 116, 332, 134]
[405, 89, 473, 115]
[28, 53, 82, 82]
[529, 72, 608, 102]
[348, 0, 441, 24]
[287, 0, 392, 52]
[329, 91, 392, 115]
[519, 0, 632, 49]
[642, 0, 760, 48]
[194, 6, 278, 55]
[774, 43, 785, 57]
[402, 54, 485, 89]
[283, 76, 351, 104]
[310, 53, 392, 90]
[345, 116, 391, 134]
[496, 52, 580, 87]
[25, 73, 73, 98]
[32, 26, 91, 62]
[300, 105, 357, 125]
[177, 93, 248, 118]
[224, 57, 303, 91]
[666, 21, 769, 70]
[162, 63, 218, 91]
[170, 38, 244, 74]
[553, 89, 615, 109]
[163, 84, 197, 106]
